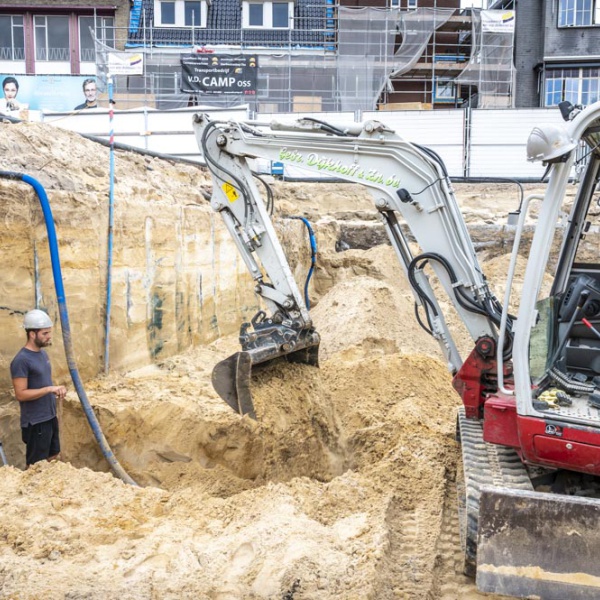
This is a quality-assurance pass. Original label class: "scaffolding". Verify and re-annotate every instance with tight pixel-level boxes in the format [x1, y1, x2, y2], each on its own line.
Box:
[92, 7, 514, 112]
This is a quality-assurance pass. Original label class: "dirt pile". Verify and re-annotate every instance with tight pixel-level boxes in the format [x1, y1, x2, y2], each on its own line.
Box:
[0, 237, 502, 598]
[0, 350, 463, 599]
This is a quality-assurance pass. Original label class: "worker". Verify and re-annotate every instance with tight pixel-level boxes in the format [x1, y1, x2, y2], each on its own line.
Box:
[10, 310, 67, 467]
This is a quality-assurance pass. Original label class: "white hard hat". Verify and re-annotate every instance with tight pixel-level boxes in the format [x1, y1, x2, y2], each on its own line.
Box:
[23, 309, 53, 330]
[526, 124, 577, 163]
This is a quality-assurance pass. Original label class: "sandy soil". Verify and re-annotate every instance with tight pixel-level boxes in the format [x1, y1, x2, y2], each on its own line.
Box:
[0, 120, 559, 599]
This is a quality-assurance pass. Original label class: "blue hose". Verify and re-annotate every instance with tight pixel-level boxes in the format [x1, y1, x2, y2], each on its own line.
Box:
[104, 77, 115, 374]
[0, 171, 137, 486]
[291, 217, 317, 309]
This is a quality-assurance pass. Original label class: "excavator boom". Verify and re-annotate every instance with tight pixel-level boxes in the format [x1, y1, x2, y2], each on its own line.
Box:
[193, 113, 503, 417]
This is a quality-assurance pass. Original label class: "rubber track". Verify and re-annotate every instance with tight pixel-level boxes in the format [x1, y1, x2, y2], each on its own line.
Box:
[457, 407, 533, 577]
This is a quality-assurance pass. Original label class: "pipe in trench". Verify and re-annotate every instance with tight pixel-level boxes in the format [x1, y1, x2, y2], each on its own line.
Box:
[0, 170, 137, 486]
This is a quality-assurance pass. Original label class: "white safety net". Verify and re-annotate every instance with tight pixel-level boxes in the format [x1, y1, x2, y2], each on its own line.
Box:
[455, 9, 515, 108]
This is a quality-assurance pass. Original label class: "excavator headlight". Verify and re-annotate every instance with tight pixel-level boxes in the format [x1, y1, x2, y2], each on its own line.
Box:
[526, 124, 577, 163]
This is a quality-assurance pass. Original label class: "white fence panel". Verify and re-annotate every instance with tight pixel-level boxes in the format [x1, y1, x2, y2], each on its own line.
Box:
[469, 108, 565, 179]
[364, 109, 466, 178]
[255, 111, 355, 124]
[41, 106, 250, 162]
[38, 105, 577, 178]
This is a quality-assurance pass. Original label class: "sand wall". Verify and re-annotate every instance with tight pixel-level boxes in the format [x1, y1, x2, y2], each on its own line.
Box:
[0, 121, 277, 460]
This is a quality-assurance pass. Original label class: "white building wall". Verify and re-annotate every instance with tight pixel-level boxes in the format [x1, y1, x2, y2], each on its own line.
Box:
[34, 62, 72, 75]
[0, 61, 26, 74]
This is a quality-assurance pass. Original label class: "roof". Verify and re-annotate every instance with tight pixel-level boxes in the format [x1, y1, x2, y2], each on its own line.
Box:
[127, 0, 331, 48]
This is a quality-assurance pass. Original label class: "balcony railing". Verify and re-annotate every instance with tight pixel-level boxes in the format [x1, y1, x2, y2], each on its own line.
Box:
[35, 47, 70, 61]
[0, 47, 25, 60]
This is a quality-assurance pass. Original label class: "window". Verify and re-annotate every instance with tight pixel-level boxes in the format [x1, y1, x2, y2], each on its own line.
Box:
[154, 0, 207, 27]
[249, 4, 264, 26]
[161, 2, 176, 24]
[545, 68, 600, 107]
[434, 79, 456, 103]
[558, 0, 600, 26]
[185, 2, 202, 26]
[242, 2, 294, 29]
[408, 0, 418, 8]
[582, 70, 600, 105]
[0, 15, 24, 61]
[79, 16, 115, 62]
[34, 15, 69, 61]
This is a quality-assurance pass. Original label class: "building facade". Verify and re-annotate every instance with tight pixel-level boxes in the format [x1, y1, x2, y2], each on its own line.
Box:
[0, 0, 518, 112]
[514, 0, 600, 108]
[0, 0, 129, 75]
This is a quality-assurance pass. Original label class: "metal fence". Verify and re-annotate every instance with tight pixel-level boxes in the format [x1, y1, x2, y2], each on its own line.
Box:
[41, 106, 565, 180]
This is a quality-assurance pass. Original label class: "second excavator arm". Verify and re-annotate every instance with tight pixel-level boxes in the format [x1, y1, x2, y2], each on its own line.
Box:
[193, 114, 509, 416]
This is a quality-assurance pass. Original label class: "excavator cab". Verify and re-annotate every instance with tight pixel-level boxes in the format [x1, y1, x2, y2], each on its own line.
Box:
[469, 109, 600, 598]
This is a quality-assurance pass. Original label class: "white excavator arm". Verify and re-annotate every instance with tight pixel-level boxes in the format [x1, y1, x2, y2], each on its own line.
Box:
[193, 113, 505, 383]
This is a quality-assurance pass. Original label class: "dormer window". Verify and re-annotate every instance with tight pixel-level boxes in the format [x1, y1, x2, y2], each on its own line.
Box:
[389, 0, 417, 8]
[154, 0, 208, 27]
[242, 1, 294, 29]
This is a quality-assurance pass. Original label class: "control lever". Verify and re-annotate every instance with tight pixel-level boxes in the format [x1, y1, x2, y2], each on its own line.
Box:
[582, 318, 600, 340]
[551, 290, 590, 368]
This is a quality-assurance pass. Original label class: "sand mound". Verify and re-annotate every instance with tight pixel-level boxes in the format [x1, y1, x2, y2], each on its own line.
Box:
[0, 348, 462, 600]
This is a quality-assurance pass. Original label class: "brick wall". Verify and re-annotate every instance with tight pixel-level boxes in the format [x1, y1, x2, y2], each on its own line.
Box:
[514, 0, 543, 107]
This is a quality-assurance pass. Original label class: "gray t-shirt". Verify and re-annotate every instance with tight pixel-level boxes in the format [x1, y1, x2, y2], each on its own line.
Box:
[10, 348, 56, 427]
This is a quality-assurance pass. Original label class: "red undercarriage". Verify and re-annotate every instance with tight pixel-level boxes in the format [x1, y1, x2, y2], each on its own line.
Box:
[452, 337, 600, 476]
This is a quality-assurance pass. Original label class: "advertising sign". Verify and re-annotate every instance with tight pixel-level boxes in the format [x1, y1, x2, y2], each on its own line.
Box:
[481, 10, 515, 33]
[180, 54, 258, 95]
[107, 51, 144, 75]
[0, 74, 97, 112]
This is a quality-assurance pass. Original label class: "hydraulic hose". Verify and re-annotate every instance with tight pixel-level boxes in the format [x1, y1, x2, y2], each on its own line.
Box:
[290, 216, 317, 309]
[0, 171, 137, 486]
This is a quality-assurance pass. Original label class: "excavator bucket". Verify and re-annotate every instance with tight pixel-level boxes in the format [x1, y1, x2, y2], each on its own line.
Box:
[476, 486, 600, 599]
[211, 342, 319, 419]
[212, 351, 256, 419]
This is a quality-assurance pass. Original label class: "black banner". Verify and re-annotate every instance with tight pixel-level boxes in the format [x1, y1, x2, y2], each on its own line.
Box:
[180, 54, 258, 95]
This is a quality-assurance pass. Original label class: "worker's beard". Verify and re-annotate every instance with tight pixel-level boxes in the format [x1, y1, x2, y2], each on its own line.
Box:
[33, 335, 51, 348]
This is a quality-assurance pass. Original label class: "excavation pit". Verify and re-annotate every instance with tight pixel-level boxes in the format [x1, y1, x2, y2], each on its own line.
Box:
[0, 120, 542, 598]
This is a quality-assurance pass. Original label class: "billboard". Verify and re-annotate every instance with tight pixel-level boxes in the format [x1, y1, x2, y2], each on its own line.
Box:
[180, 54, 258, 95]
[0, 74, 98, 112]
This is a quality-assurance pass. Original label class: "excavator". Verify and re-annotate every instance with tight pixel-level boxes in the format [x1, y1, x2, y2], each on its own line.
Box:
[193, 100, 600, 599]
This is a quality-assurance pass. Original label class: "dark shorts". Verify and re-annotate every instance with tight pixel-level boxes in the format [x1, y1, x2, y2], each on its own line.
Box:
[21, 417, 60, 466]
